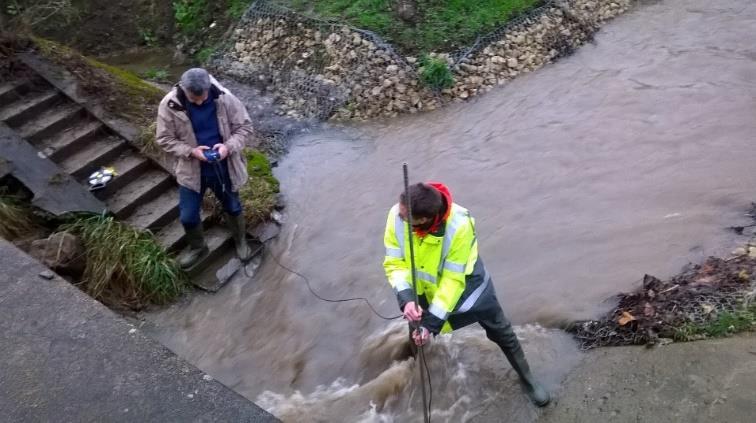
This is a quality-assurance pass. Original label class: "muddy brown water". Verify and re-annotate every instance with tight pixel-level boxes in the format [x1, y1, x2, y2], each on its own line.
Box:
[144, 1, 756, 421]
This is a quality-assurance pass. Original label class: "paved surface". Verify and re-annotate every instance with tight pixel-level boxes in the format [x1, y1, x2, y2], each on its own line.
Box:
[538, 334, 756, 423]
[0, 239, 278, 422]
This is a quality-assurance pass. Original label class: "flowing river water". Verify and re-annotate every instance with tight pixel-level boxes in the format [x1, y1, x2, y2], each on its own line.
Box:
[143, 0, 756, 421]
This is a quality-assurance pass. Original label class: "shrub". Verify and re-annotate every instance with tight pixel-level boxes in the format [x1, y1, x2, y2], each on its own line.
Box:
[240, 149, 279, 225]
[63, 214, 186, 308]
[419, 55, 454, 90]
[173, 0, 208, 35]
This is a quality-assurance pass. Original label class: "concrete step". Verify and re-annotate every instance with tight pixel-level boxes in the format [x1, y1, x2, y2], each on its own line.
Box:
[123, 188, 179, 232]
[17, 103, 85, 143]
[40, 119, 104, 162]
[0, 79, 33, 104]
[105, 169, 174, 219]
[58, 134, 128, 179]
[153, 211, 213, 252]
[189, 237, 264, 292]
[186, 225, 234, 279]
[0, 89, 61, 127]
[93, 152, 151, 199]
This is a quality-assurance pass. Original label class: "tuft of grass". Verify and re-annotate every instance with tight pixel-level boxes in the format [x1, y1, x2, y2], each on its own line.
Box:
[195, 46, 215, 64]
[84, 58, 164, 105]
[674, 304, 756, 342]
[137, 121, 160, 155]
[289, 0, 542, 54]
[0, 193, 36, 240]
[139, 29, 159, 47]
[142, 67, 170, 82]
[419, 55, 454, 90]
[240, 149, 279, 225]
[63, 214, 186, 309]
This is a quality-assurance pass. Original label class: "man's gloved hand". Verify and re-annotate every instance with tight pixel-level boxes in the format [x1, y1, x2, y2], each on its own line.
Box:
[403, 301, 422, 322]
[191, 146, 210, 162]
[412, 326, 431, 346]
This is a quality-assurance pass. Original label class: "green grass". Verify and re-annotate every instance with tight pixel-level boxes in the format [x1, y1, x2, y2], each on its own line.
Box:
[63, 214, 186, 309]
[240, 149, 280, 224]
[674, 304, 756, 342]
[139, 29, 159, 47]
[32, 36, 163, 123]
[0, 193, 36, 240]
[200, 149, 280, 226]
[419, 55, 454, 90]
[141, 67, 170, 82]
[173, 0, 209, 35]
[195, 46, 215, 64]
[289, 0, 542, 54]
[84, 58, 164, 103]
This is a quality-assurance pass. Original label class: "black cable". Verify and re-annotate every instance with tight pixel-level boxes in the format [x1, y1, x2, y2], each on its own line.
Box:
[247, 249, 433, 416]
[420, 344, 433, 418]
[213, 153, 396, 321]
[265, 249, 403, 321]
[246, 250, 432, 419]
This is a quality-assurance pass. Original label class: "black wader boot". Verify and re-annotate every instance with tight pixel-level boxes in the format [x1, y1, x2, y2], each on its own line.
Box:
[480, 307, 551, 407]
[502, 343, 551, 407]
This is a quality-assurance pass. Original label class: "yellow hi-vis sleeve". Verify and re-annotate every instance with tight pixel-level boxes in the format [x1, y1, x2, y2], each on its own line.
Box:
[383, 206, 412, 296]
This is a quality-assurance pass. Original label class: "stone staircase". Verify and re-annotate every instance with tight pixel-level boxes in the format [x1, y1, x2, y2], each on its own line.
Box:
[0, 65, 260, 290]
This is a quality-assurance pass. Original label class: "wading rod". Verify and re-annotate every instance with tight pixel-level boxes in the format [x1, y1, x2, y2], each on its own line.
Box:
[403, 163, 430, 423]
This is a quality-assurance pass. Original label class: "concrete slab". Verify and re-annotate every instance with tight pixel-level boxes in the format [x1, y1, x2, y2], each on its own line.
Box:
[0, 239, 278, 422]
[192, 238, 264, 292]
[0, 155, 12, 179]
[0, 123, 104, 215]
[537, 335, 756, 423]
[250, 221, 281, 243]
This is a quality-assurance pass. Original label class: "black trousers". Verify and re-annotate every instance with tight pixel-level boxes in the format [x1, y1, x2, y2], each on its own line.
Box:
[410, 284, 522, 356]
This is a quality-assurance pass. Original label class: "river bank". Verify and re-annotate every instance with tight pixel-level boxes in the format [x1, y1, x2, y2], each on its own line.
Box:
[538, 333, 756, 423]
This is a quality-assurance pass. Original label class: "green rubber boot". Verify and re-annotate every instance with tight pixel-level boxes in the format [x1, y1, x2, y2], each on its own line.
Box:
[178, 225, 208, 269]
[504, 347, 551, 407]
[227, 213, 252, 261]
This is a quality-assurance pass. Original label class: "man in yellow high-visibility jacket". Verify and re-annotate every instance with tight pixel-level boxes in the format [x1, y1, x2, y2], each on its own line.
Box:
[383, 182, 550, 407]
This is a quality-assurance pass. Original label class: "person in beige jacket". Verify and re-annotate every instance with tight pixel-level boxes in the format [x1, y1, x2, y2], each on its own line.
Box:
[156, 68, 253, 268]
